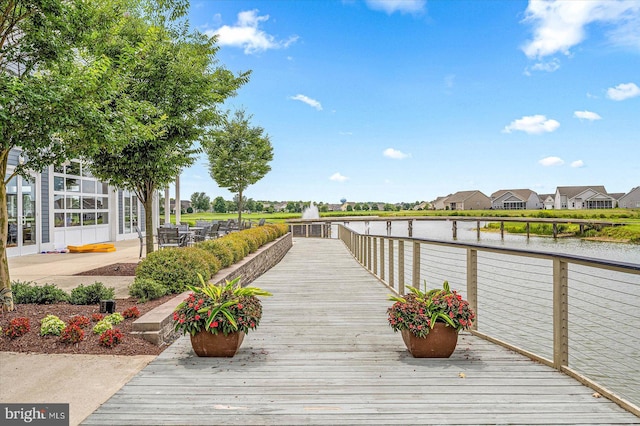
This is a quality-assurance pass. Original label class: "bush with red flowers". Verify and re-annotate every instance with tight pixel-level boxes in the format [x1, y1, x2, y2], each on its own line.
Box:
[122, 306, 140, 319]
[5, 317, 30, 339]
[60, 324, 85, 344]
[388, 281, 475, 338]
[69, 315, 91, 328]
[91, 313, 104, 322]
[99, 328, 123, 348]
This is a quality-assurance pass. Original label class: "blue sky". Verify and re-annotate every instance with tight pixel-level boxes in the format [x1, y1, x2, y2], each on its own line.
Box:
[176, 0, 640, 204]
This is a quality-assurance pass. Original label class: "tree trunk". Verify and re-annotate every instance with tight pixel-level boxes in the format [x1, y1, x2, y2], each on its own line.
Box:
[0, 150, 14, 311]
[237, 189, 243, 226]
[137, 183, 156, 256]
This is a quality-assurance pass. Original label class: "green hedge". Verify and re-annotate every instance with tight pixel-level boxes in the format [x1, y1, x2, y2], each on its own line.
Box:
[137, 223, 289, 291]
[136, 247, 220, 294]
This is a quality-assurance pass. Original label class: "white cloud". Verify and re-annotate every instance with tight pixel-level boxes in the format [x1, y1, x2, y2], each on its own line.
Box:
[208, 10, 298, 54]
[573, 110, 602, 120]
[539, 156, 565, 166]
[365, 0, 426, 14]
[606, 82, 640, 100]
[524, 58, 560, 75]
[571, 160, 585, 168]
[503, 115, 560, 134]
[329, 172, 349, 182]
[521, 1, 640, 59]
[383, 148, 410, 159]
[289, 94, 323, 111]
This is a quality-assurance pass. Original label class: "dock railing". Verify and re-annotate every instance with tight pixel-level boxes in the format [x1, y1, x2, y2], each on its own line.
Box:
[327, 224, 640, 416]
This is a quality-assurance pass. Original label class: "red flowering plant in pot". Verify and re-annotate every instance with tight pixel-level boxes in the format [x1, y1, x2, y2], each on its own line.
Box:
[387, 281, 475, 358]
[173, 274, 272, 357]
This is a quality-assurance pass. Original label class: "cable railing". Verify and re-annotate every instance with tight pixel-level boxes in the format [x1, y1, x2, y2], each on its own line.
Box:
[332, 224, 640, 416]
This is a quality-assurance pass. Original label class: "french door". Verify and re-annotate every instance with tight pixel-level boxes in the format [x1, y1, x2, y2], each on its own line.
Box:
[6, 171, 39, 256]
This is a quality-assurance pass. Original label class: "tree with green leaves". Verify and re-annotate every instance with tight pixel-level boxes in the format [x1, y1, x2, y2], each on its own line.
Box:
[190, 192, 211, 212]
[212, 196, 227, 213]
[87, 11, 249, 255]
[205, 110, 273, 224]
[0, 0, 138, 310]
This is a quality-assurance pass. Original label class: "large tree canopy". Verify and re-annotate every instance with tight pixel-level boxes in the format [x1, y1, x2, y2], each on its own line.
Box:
[205, 110, 274, 225]
[87, 19, 250, 255]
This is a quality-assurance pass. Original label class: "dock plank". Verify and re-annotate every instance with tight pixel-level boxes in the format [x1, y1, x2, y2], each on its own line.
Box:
[83, 238, 639, 425]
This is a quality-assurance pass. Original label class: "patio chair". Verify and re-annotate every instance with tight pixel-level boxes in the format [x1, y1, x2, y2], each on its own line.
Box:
[257, 218, 266, 226]
[193, 226, 208, 243]
[157, 227, 183, 249]
[207, 223, 220, 239]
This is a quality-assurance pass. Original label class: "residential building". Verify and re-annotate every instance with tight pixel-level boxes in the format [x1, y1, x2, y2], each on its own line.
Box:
[6, 148, 147, 257]
[431, 195, 450, 210]
[443, 190, 491, 210]
[618, 187, 640, 209]
[491, 189, 541, 210]
[539, 194, 555, 210]
[554, 186, 615, 209]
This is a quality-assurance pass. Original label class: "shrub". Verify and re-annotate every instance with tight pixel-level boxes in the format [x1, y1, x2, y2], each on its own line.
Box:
[135, 247, 218, 294]
[40, 315, 66, 336]
[91, 313, 104, 322]
[60, 324, 85, 344]
[128, 277, 167, 303]
[224, 234, 251, 258]
[215, 237, 247, 263]
[122, 306, 140, 319]
[69, 282, 115, 305]
[11, 281, 68, 304]
[195, 240, 234, 268]
[104, 312, 125, 325]
[5, 317, 30, 338]
[99, 328, 123, 348]
[68, 315, 91, 328]
[92, 319, 113, 334]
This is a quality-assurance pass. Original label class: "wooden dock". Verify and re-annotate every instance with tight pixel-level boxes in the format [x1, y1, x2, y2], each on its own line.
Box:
[83, 238, 639, 425]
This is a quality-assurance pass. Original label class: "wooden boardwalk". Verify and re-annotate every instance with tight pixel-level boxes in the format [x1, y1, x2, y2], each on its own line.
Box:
[83, 238, 639, 425]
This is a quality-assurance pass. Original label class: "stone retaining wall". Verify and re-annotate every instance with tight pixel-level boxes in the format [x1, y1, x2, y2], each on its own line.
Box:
[132, 232, 293, 345]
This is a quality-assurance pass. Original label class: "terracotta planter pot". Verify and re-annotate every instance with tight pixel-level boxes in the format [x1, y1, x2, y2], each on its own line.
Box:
[401, 323, 458, 358]
[190, 331, 245, 357]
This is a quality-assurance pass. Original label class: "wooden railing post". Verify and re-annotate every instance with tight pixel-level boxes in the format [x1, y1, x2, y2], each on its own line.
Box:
[412, 242, 420, 289]
[388, 239, 394, 290]
[467, 248, 478, 331]
[398, 240, 405, 295]
[380, 238, 385, 282]
[553, 258, 569, 369]
[373, 237, 378, 276]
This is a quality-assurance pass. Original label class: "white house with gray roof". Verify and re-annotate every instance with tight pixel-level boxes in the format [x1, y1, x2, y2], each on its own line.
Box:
[491, 189, 541, 210]
[618, 187, 640, 209]
[554, 186, 615, 210]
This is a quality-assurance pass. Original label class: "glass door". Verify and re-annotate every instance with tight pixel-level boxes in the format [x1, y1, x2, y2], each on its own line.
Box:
[6, 173, 38, 256]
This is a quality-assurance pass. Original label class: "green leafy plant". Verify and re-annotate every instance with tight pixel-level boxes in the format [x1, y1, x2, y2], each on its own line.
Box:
[173, 274, 272, 337]
[99, 329, 123, 348]
[92, 319, 113, 334]
[40, 315, 66, 336]
[10, 281, 68, 304]
[387, 281, 475, 338]
[104, 313, 125, 325]
[5, 317, 30, 339]
[69, 282, 115, 305]
[135, 247, 219, 294]
[60, 324, 85, 344]
[128, 277, 167, 303]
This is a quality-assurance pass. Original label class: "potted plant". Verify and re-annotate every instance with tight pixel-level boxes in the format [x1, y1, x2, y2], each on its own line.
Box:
[173, 274, 272, 357]
[387, 281, 475, 358]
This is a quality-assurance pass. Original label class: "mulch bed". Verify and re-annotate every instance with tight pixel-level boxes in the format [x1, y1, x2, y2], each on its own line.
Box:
[74, 263, 139, 276]
[0, 295, 180, 356]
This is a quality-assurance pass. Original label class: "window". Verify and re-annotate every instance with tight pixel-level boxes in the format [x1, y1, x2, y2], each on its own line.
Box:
[122, 191, 139, 234]
[53, 161, 110, 228]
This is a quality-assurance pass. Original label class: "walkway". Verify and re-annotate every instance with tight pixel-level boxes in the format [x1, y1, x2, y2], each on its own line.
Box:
[83, 238, 639, 425]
